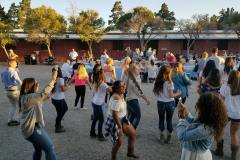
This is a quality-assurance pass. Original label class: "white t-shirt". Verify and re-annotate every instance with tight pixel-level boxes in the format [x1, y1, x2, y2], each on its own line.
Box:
[107, 97, 126, 118]
[148, 64, 158, 78]
[52, 78, 65, 100]
[219, 65, 236, 82]
[220, 84, 240, 119]
[205, 55, 225, 68]
[92, 83, 109, 105]
[155, 81, 174, 102]
[148, 55, 155, 62]
[100, 54, 109, 69]
[61, 63, 72, 78]
[69, 51, 78, 60]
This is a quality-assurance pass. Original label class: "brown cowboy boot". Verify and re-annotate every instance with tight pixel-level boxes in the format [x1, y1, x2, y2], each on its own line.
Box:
[165, 130, 172, 144]
[55, 125, 66, 133]
[231, 144, 239, 160]
[127, 146, 140, 158]
[159, 129, 165, 144]
[211, 139, 224, 157]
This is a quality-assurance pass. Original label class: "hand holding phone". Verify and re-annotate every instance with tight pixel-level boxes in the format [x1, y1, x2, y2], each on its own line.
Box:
[54, 65, 58, 71]
[179, 97, 182, 103]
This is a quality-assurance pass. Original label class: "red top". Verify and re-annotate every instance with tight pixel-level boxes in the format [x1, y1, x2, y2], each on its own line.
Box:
[72, 73, 89, 86]
[167, 55, 176, 67]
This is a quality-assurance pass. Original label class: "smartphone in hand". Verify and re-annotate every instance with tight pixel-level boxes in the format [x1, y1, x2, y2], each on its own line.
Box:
[54, 65, 58, 71]
[179, 97, 182, 103]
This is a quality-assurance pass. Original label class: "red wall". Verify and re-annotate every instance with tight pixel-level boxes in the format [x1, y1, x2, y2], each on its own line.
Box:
[1, 39, 239, 62]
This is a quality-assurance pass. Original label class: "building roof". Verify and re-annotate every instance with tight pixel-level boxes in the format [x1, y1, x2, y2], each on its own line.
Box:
[13, 29, 239, 40]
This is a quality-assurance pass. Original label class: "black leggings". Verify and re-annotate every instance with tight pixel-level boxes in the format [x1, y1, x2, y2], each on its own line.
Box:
[105, 82, 113, 103]
[174, 97, 186, 107]
[75, 85, 86, 108]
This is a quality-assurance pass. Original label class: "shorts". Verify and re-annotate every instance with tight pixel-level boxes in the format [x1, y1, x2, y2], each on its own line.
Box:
[229, 117, 240, 122]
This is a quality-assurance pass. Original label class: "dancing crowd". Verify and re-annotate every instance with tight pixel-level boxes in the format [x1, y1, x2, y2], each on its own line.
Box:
[1, 47, 240, 160]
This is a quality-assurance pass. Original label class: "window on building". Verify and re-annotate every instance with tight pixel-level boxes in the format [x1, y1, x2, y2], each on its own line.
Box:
[78, 41, 88, 50]
[218, 40, 228, 50]
[113, 40, 123, 51]
[183, 40, 194, 50]
[5, 45, 16, 50]
[41, 43, 52, 50]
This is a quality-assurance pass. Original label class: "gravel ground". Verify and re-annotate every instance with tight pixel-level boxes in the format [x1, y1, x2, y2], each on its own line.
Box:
[0, 63, 237, 160]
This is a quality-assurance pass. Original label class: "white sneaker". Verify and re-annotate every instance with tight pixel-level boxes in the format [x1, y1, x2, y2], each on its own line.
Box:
[73, 106, 80, 109]
[80, 108, 84, 110]
[83, 107, 88, 110]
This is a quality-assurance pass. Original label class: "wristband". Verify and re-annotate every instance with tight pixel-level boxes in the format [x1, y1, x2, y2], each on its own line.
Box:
[179, 118, 185, 122]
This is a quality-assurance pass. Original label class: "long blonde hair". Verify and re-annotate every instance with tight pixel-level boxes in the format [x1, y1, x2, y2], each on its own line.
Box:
[123, 56, 131, 66]
[105, 58, 113, 65]
[76, 65, 88, 79]
[126, 63, 137, 88]
[171, 62, 183, 78]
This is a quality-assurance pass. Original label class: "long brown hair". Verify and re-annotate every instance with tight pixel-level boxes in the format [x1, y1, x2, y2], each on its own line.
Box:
[195, 93, 228, 142]
[205, 68, 221, 87]
[51, 67, 63, 93]
[19, 78, 36, 113]
[92, 64, 102, 84]
[153, 65, 172, 95]
[227, 70, 240, 96]
[93, 70, 105, 92]
[224, 57, 234, 75]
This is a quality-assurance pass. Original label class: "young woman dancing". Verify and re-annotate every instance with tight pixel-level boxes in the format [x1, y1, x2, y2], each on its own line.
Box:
[153, 65, 181, 144]
[105, 80, 139, 159]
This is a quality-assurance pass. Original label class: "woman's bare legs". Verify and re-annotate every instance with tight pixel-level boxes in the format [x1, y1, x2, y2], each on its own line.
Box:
[123, 123, 136, 148]
[230, 121, 240, 146]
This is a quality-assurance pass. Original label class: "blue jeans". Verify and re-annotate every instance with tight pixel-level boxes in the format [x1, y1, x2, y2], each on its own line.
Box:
[127, 99, 141, 128]
[26, 124, 56, 160]
[157, 101, 175, 132]
[91, 102, 105, 136]
[51, 98, 68, 125]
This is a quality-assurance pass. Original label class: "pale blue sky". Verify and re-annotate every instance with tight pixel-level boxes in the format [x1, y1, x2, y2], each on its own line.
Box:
[1, 0, 240, 24]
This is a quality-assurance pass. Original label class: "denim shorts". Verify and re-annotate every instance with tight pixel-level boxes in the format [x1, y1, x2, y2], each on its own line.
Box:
[228, 117, 240, 122]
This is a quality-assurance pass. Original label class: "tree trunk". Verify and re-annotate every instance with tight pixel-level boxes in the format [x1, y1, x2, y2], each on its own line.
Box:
[139, 36, 145, 52]
[46, 43, 52, 55]
[2, 46, 9, 57]
[88, 42, 92, 54]
[187, 40, 190, 56]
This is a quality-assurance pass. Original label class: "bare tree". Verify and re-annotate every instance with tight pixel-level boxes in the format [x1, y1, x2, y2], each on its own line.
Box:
[176, 14, 217, 55]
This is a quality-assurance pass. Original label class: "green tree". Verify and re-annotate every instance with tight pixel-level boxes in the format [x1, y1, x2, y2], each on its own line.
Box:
[176, 14, 217, 55]
[231, 12, 240, 38]
[217, 7, 235, 29]
[217, 8, 240, 38]
[0, 22, 17, 57]
[116, 6, 165, 51]
[154, 3, 176, 30]
[0, 5, 7, 22]
[107, 1, 124, 30]
[17, 0, 31, 29]
[24, 5, 67, 55]
[69, 9, 106, 54]
[6, 3, 18, 28]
